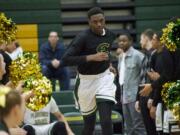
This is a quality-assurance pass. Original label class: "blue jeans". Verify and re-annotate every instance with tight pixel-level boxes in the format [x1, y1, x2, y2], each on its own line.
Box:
[122, 102, 147, 135]
[41, 65, 70, 91]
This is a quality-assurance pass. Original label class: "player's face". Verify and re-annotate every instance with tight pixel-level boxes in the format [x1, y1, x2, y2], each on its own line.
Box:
[88, 13, 105, 35]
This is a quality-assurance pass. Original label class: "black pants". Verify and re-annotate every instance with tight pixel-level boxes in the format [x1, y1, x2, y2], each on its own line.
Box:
[139, 96, 158, 135]
[81, 101, 113, 135]
[23, 121, 67, 135]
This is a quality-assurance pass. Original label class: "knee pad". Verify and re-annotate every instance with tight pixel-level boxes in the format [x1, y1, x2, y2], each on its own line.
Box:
[23, 125, 35, 135]
[51, 121, 67, 135]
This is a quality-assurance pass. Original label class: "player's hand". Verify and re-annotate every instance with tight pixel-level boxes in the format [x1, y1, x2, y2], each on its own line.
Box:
[135, 101, 141, 113]
[86, 52, 109, 62]
[109, 64, 117, 75]
[147, 99, 153, 109]
[139, 84, 152, 97]
[147, 71, 160, 81]
[150, 106, 156, 119]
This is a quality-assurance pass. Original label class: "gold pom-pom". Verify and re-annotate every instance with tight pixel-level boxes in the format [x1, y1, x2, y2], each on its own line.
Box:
[160, 18, 180, 52]
[9, 52, 42, 86]
[0, 12, 17, 44]
[9, 52, 53, 111]
[24, 76, 52, 111]
[171, 103, 180, 121]
[162, 81, 180, 121]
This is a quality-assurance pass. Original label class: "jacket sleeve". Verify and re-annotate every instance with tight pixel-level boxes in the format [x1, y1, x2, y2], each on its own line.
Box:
[152, 88, 162, 107]
[151, 50, 174, 90]
[151, 49, 174, 106]
[39, 45, 53, 68]
[61, 34, 87, 67]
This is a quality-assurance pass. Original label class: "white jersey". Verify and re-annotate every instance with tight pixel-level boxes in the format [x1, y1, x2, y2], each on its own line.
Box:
[23, 97, 59, 125]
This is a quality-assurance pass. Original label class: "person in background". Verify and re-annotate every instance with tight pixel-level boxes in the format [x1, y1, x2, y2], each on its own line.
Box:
[7, 41, 23, 60]
[117, 32, 147, 135]
[0, 42, 14, 84]
[39, 31, 70, 91]
[135, 29, 158, 135]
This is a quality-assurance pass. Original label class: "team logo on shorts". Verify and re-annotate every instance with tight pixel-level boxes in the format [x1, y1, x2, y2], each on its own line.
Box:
[96, 43, 110, 53]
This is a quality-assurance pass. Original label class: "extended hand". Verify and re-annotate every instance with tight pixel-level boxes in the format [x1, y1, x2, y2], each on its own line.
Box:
[135, 101, 141, 113]
[147, 71, 160, 81]
[147, 99, 153, 109]
[109, 64, 117, 75]
[150, 106, 156, 119]
[139, 84, 152, 97]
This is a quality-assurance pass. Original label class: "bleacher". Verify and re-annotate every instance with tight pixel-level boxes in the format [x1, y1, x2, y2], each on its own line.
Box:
[51, 90, 123, 135]
[61, 0, 136, 46]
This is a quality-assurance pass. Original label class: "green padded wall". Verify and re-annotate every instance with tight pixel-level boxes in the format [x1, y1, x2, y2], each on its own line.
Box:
[0, 0, 62, 51]
[135, 0, 180, 45]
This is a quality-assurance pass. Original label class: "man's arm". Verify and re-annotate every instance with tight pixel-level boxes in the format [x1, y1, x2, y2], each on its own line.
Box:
[151, 50, 174, 90]
[50, 98, 74, 135]
[61, 34, 87, 66]
[53, 111, 74, 135]
[61, 33, 109, 67]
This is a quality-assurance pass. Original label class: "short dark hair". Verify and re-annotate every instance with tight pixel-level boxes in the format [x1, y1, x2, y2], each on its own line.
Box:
[15, 41, 20, 48]
[118, 31, 133, 41]
[142, 29, 154, 40]
[87, 7, 104, 19]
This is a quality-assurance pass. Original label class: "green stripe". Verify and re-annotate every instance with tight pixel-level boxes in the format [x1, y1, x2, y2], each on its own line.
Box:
[74, 76, 80, 105]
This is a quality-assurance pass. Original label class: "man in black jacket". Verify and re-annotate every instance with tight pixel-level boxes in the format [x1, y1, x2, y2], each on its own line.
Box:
[61, 7, 116, 135]
[135, 29, 158, 135]
[140, 32, 174, 134]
